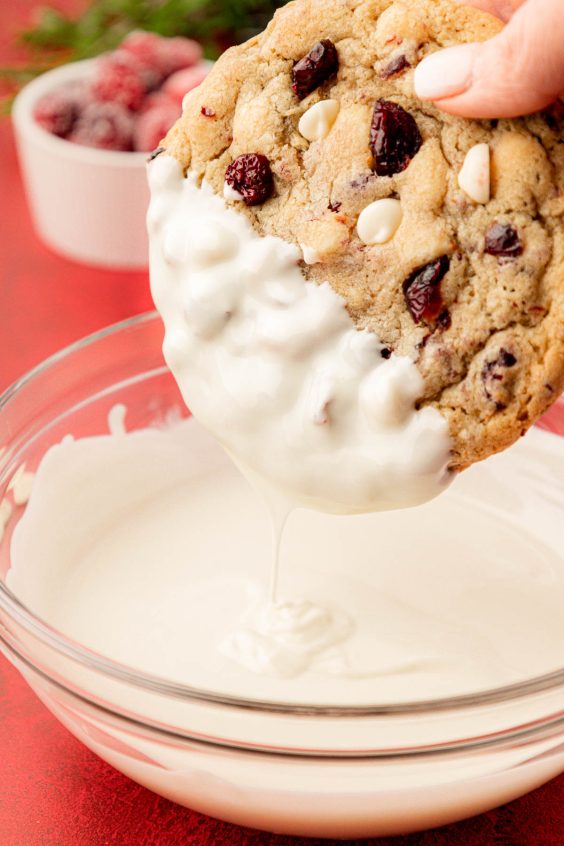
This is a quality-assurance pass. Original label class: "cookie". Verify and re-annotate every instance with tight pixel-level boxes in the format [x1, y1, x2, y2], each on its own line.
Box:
[160, 0, 564, 471]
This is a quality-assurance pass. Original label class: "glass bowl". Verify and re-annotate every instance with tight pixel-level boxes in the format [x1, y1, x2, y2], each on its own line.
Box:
[0, 312, 563, 839]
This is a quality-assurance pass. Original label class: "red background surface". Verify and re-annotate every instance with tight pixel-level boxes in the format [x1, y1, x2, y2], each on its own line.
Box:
[0, 3, 563, 844]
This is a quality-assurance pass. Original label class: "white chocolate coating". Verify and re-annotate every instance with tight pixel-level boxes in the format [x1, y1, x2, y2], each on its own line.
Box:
[148, 156, 453, 513]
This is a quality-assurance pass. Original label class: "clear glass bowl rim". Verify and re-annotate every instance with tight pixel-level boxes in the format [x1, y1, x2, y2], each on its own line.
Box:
[1, 311, 563, 720]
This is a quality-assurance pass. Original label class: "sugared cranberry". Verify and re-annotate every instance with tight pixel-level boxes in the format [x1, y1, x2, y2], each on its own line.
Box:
[484, 223, 522, 258]
[291, 39, 338, 100]
[225, 154, 274, 206]
[133, 101, 180, 151]
[91, 54, 148, 112]
[33, 89, 81, 137]
[159, 36, 204, 77]
[69, 101, 134, 151]
[369, 99, 422, 176]
[163, 65, 209, 105]
[119, 31, 164, 75]
[119, 31, 202, 80]
[380, 54, 411, 79]
[116, 35, 165, 88]
[402, 256, 450, 324]
[138, 90, 176, 114]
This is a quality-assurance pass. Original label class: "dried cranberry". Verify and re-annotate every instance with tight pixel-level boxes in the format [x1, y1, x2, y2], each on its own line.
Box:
[369, 99, 422, 176]
[380, 54, 411, 79]
[437, 309, 452, 330]
[482, 348, 517, 407]
[201, 106, 216, 117]
[328, 200, 342, 212]
[497, 349, 517, 367]
[484, 223, 522, 258]
[402, 256, 450, 324]
[147, 145, 166, 162]
[225, 154, 274, 206]
[380, 347, 392, 359]
[292, 39, 338, 100]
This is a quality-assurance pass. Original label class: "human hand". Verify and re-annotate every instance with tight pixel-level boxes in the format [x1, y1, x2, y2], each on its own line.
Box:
[414, 0, 564, 118]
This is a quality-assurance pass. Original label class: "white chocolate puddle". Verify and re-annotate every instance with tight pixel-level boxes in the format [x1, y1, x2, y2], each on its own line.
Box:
[8, 417, 564, 703]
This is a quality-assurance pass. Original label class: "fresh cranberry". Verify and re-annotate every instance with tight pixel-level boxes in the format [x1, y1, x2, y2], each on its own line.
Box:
[33, 88, 81, 137]
[484, 223, 522, 258]
[369, 99, 422, 176]
[162, 65, 209, 105]
[69, 101, 134, 151]
[133, 101, 180, 152]
[380, 54, 411, 79]
[225, 154, 274, 205]
[292, 39, 338, 100]
[91, 54, 148, 112]
[402, 256, 450, 324]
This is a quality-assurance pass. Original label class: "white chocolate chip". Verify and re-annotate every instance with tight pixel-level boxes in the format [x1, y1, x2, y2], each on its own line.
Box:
[298, 99, 340, 142]
[223, 181, 244, 201]
[356, 198, 403, 246]
[458, 143, 490, 204]
[300, 243, 322, 264]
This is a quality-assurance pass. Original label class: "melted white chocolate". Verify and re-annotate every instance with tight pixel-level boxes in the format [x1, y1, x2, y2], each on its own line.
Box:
[147, 156, 453, 514]
[8, 419, 564, 702]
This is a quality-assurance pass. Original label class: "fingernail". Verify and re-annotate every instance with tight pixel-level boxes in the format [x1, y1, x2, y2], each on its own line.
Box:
[414, 44, 476, 100]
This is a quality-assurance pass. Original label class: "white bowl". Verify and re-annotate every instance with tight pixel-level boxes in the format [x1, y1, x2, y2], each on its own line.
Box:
[12, 60, 150, 269]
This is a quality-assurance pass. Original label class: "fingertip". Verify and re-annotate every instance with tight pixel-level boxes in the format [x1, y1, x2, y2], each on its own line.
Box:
[414, 45, 476, 101]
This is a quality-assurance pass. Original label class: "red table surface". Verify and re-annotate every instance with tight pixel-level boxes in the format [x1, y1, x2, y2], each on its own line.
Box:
[1, 4, 563, 845]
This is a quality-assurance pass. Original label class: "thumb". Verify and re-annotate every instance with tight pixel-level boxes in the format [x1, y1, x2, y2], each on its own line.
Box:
[414, 0, 564, 118]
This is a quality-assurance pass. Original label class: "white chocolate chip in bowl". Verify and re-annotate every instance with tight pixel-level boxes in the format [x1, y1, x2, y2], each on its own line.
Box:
[298, 99, 340, 142]
[357, 198, 403, 246]
[458, 143, 490, 204]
